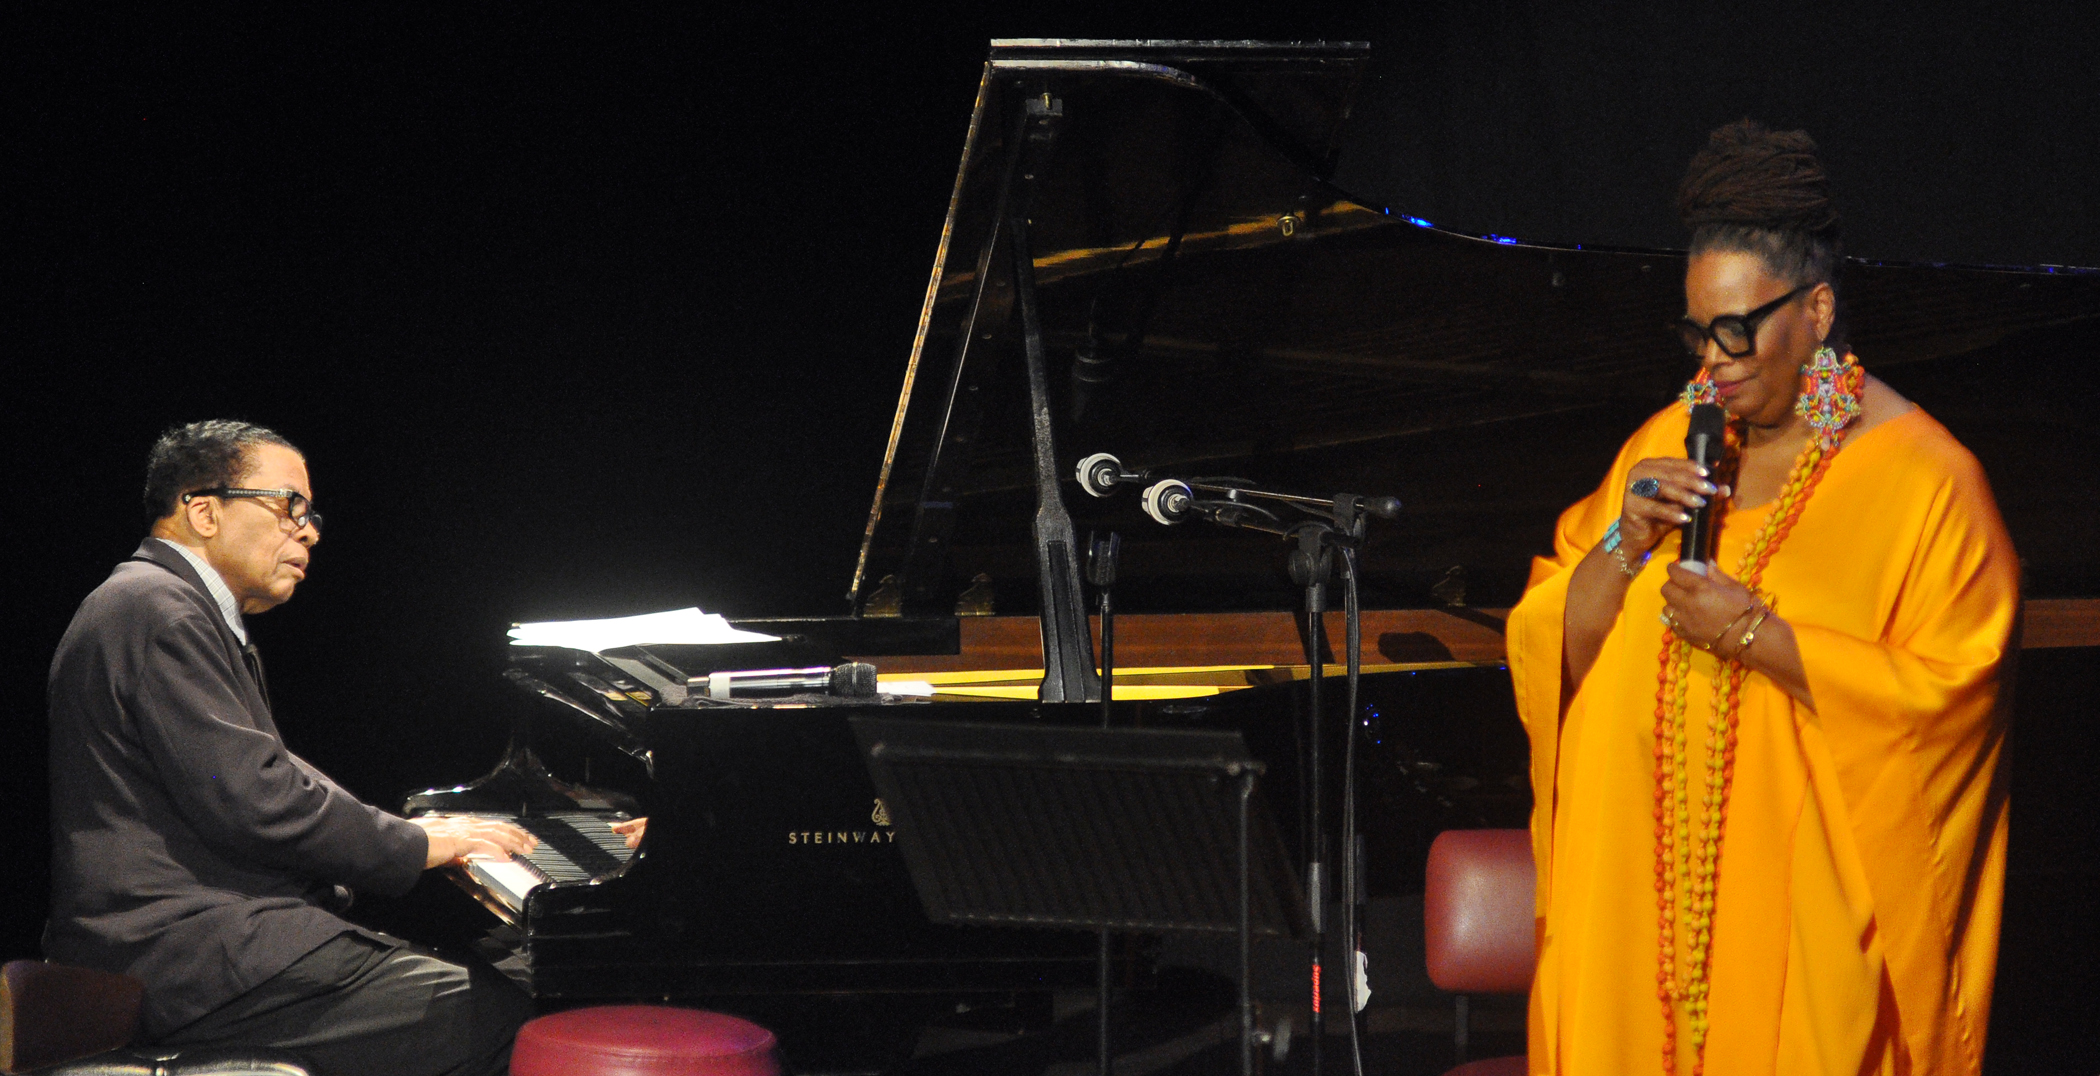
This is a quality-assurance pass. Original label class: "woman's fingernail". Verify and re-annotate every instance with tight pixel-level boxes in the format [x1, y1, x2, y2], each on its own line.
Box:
[1691, 496, 1707, 507]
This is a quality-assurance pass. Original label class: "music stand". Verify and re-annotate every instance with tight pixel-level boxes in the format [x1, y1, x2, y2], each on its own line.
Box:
[850, 717, 1302, 1076]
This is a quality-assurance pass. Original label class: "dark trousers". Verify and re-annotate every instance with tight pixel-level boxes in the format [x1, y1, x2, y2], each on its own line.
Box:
[156, 933, 531, 1076]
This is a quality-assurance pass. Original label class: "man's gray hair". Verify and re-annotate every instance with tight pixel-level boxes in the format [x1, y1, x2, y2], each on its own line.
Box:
[143, 420, 298, 528]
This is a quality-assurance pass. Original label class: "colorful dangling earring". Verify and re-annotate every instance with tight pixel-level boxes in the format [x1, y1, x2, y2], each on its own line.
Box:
[1681, 367, 1719, 410]
[1795, 345, 1863, 451]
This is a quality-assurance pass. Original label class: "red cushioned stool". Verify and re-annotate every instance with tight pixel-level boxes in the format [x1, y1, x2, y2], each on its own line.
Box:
[511, 1005, 780, 1076]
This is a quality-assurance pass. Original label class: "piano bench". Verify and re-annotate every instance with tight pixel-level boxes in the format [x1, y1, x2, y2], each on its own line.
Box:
[3, 959, 140, 1074]
[512, 1005, 780, 1076]
[2, 960, 312, 1076]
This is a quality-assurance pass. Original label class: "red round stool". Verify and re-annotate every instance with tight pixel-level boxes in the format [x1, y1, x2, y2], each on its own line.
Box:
[511, 1005, 781, 1076]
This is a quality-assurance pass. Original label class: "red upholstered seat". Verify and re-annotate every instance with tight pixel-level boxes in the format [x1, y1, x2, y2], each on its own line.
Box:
[1424, 829, 1537, 1076]
[4, 959, 315, 1075]
[2, 959, 143, 1074]
[511, 1006, 780, 1076]
[1424, 829, 1537, 994]
[1443, 1057, 1527, 1076]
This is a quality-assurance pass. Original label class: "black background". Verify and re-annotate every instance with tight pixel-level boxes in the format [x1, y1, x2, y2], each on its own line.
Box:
[9, 2, 2095, 1069]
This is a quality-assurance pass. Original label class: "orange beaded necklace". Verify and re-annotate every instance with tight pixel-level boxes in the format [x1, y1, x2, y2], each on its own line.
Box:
[1651, 352, 1862, 1073]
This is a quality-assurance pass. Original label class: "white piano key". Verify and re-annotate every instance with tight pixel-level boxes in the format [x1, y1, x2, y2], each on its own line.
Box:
[466, 855, 543, 913]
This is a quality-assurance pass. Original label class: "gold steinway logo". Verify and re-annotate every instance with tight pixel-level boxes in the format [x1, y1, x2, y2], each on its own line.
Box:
[787, 799, 897, 846]
[787, 830, 896, 845]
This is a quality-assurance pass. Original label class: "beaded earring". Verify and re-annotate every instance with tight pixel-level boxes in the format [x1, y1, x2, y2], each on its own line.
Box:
[1795, 345, 1863, 451]
[1681, 368, 1719, 410]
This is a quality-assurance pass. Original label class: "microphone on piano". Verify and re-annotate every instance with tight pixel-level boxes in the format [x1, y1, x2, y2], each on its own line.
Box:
[696, 663, 879, 701]
[1076, 452, 1146, 498]
[1140, 478, 1192, 524]
[1141, 480, 1288, 532]
[1679, 403, 1728, 572]
[1141, 479, 1399, 531]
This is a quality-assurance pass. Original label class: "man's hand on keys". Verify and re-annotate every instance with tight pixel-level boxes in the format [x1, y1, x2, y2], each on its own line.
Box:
[412, 815, 537, 869]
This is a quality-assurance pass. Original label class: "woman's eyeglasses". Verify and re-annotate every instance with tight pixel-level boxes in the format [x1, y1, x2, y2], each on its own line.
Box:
[1674, 284, 1810, 358]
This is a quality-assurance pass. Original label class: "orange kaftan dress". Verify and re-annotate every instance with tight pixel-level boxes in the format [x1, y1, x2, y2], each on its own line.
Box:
[1508, 403, 2017, 1075]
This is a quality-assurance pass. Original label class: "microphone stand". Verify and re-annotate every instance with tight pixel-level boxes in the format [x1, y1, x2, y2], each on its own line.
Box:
[1284, 499, 1373, 1076]
[1285, 522, 1335, 1075]
[1087, 459, 1394, 1075]
[1086, 532, 1122, 1076]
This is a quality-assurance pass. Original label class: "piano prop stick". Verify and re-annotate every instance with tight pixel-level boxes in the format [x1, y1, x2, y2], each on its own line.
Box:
[1023, 98, 1103, 706]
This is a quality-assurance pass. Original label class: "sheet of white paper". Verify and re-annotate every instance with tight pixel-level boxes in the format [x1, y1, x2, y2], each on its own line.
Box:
[876, 681, 936, 697]
[507, 607, 780, 652]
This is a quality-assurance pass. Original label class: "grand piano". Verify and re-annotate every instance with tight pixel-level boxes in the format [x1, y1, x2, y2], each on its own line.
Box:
[404, 36, 2099, 1050]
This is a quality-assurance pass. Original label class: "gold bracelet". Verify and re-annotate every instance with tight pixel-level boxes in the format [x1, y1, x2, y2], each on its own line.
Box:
[1732, 606, 1772, 660]
[1609, 541, 1647, 578]
[1705, 604, 1758, 652]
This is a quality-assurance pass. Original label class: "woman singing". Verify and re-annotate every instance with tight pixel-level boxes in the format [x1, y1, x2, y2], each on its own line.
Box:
[1507, 121, 2018, 1074]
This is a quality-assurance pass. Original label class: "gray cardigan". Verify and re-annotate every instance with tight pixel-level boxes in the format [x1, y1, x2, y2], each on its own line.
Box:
[44, 540, 427, 1037]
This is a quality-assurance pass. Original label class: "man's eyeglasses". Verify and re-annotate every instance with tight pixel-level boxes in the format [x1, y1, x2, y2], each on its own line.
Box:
[182, 488, 323, 534]
[1674, 284, 1810, 358]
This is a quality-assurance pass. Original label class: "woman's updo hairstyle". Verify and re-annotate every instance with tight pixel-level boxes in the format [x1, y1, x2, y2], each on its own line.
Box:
[1676, 120, 1843, 297]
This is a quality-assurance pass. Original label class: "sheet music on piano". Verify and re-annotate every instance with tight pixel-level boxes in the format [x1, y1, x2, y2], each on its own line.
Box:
[506, 607, 781, 651]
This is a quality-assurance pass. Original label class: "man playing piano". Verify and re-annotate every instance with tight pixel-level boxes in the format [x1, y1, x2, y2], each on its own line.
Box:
[45, 419, 539, 1076]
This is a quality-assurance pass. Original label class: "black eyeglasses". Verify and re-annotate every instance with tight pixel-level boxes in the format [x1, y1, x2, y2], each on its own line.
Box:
[1674, 284, 1810, 358]
[182, 488, 322, 534]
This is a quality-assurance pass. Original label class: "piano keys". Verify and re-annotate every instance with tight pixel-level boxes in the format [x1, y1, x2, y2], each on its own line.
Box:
[448, 811, 638, 920]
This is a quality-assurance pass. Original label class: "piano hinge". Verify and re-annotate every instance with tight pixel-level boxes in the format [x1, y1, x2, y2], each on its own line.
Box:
[864, 573, 904, 618]
[954, 572, 996, 616]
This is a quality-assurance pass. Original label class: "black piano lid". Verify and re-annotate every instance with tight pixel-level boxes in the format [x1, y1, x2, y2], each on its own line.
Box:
[852, 40, 2100, 618]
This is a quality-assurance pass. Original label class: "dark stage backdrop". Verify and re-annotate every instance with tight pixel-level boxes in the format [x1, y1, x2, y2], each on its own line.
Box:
[9, 4, 2094, 1070]
[1333, 1, 2100, 268]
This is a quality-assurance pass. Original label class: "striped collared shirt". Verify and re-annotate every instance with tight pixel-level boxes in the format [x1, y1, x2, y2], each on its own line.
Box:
[154, 538, 248, 645]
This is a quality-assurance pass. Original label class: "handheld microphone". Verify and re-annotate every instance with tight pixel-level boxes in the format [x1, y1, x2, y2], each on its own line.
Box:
[695, 663, 878, 701]
[1680, 403, 1728, 570]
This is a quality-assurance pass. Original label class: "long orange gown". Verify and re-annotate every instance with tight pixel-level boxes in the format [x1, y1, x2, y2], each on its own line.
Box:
[1507, 402, 2017, 1075]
